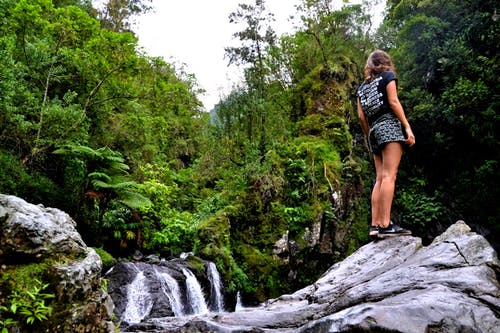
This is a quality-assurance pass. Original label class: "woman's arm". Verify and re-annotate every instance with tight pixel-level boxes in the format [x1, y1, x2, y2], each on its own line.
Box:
[386, 80, 415, 147]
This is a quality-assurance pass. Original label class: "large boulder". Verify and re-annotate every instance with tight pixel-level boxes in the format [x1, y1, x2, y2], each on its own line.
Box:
[0, 194, 115, 333]
[0, 195, 86, 262]
[135, 221, 500, 333]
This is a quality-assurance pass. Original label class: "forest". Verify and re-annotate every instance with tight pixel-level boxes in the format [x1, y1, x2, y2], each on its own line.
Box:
[0, 0, 498, 308]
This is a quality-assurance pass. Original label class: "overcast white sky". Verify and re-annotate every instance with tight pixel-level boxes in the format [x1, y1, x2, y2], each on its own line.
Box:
[133, 0, 300, 111]
[133, 0, 385, 111]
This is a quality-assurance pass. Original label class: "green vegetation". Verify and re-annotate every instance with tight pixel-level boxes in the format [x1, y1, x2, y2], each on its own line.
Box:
[0, 0, 497, 310]
[95, 247, 117, 272]
[384, 0, 499, 239]
[0, 263, 55, 332]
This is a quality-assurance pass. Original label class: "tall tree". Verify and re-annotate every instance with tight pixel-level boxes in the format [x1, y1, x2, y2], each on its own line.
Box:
[224, 0, 278, 154]
[96, 0, 152, 32]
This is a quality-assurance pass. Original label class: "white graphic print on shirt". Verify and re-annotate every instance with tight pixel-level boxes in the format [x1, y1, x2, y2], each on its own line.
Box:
[359, 76, 383, 119]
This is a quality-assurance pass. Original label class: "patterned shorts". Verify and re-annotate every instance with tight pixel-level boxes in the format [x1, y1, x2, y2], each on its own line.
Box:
[368, 113, 405, 155]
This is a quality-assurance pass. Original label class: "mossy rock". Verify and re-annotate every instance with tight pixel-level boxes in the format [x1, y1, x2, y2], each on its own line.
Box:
[94, 247, 116, 272]
[0, 260, 52, 295]
[194, 210, 231, 253]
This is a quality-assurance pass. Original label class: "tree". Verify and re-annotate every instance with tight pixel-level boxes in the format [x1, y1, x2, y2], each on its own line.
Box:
[225, 0, 276, 91]
[224, 0, 278, 154]
[96, 0, 153, 32]
[0, 0, 204, 250]
[294, 0, 373, 74]
[53, 144, 151, 247]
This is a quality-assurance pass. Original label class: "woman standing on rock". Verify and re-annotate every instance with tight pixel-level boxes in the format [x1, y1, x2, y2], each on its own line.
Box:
[356, 50, 415, 239]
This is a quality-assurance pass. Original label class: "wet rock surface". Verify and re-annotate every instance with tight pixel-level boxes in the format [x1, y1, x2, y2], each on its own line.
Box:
[128, 221, 500, 333]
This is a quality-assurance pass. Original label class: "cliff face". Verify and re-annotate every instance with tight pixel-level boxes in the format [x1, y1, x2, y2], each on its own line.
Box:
[0, 194, 115, 333]
[134, 221, 500, 333]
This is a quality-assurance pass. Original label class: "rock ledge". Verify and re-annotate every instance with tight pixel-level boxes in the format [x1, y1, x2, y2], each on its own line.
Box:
[151, 221, 500, 333]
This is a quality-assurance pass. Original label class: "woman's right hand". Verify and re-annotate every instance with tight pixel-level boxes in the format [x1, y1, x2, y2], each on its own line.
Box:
[404, 126, 415, 147]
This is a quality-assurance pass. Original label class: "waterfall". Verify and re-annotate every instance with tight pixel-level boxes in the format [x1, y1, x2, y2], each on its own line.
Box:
[235, 291, 245, 312]
[122, 270, 153, 323]
[182, 268, 209, 315]
[154, 268, 185, 317]
[207, 262, 224, 312]
[108, 258, 227, 325]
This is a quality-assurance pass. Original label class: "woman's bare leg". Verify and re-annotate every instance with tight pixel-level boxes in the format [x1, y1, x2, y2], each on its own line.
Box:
[371, 142, 403, 228]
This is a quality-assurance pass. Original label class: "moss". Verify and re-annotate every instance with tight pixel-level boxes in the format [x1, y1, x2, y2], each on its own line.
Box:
[0, 260, 56, 332]
[0, 261, 52, 295]
[233, 243, 287, 300]
[185, 255, 206, 273]
[194, 210, 231, 252]
[94, 247, 116, 272]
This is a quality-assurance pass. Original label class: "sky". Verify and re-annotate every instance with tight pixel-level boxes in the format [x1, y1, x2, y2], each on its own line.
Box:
[133, 0, 385, 111]
[133, 0, 300, 111]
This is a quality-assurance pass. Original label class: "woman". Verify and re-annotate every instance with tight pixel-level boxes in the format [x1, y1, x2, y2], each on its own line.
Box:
[356, 50, 415, 239]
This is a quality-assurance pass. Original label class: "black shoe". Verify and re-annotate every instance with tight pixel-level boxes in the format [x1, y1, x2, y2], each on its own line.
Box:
[378, 221, 412, 238]
[369, 226, 379, 240]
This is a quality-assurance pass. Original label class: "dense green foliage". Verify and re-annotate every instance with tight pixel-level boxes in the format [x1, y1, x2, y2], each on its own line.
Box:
[384, 0, 499, 243]
[0, 0, 498, 315]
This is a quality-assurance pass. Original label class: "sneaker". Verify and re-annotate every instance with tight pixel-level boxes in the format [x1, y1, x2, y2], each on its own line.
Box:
[369, 226, 379, 240]
[378, 221, 412, 238]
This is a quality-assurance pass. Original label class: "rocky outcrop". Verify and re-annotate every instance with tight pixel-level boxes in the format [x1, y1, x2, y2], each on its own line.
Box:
[128, 221, 500, 333]
[0, 194, 115, 332]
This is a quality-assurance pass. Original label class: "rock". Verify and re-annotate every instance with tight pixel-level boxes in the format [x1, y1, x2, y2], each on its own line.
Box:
[0, 194, 86, 262]
[0, 194, 116, 332]
[106, 261, 181, 321]
[135, 220, 500, 333]
[272, 230, 289, 258]
[51, 248, 103, 303]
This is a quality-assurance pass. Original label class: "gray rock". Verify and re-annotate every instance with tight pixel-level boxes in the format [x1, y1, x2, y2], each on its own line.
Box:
[0, 194, 116, 332]
[273, 230, 289, 258]
[150, 221, 500, 333]
[107, 258, 227, 325]
[0, 194, 86, 261]
[51, 247, 103, 303]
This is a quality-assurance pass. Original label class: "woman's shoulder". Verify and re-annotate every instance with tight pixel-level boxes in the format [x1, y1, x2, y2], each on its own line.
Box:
[381, 70, 397, 82]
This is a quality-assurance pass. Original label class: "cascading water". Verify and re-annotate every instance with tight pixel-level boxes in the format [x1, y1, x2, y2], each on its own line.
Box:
[182, 267, 209, 315]
[122, 270, 154, 324]
[235, 291, 245, 312]
[107, 256, 229, 331]
[154, 268, 184, 317]
[207, 262, 224, 312]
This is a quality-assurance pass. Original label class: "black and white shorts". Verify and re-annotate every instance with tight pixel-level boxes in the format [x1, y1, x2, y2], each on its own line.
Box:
[368, 113, 406, 155]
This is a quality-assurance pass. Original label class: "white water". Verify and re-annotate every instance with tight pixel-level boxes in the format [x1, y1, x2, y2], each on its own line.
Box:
[182, 268, 209, 315]
[207, 262, 224, 312]
[122, 270, 154, 323]
[154, 268, 185, 316]
[235, 291, 245, 312]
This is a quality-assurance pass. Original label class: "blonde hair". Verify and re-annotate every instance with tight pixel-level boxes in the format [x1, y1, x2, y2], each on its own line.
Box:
[364, 50, 395, 82]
